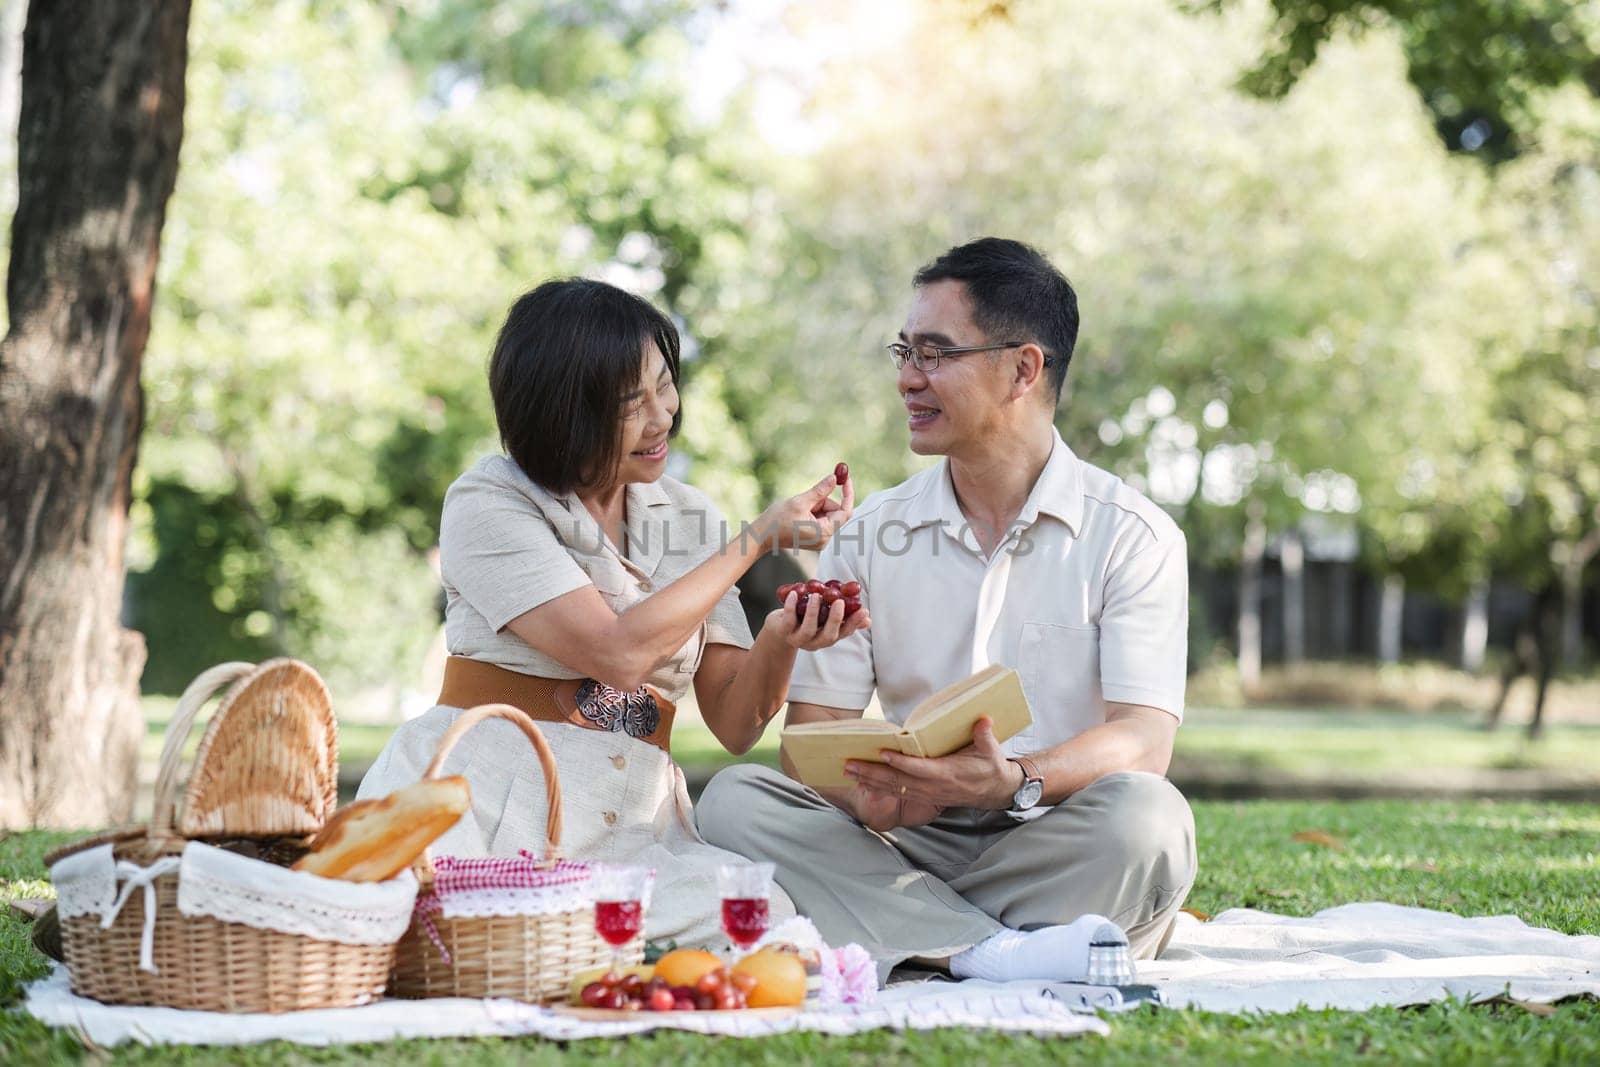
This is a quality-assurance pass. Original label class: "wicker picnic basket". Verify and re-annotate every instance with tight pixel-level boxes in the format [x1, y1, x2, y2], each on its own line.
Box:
[390, 703, 625, 1003]
[45, 659, 417, 1013]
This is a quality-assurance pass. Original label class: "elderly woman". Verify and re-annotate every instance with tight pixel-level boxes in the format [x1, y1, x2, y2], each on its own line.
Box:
[357, 278, 865, 948]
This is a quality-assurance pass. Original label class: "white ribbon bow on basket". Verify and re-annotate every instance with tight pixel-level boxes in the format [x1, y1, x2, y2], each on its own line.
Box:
[101, 857, 183, 973]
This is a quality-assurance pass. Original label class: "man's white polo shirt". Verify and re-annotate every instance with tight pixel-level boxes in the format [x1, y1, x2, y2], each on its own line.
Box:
[788, 430, 1187, 757]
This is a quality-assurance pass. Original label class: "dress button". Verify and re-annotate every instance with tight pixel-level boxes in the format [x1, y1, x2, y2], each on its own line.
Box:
[612, 754, 627, 770]
[637, 579, 652, 591]
[603, 811, 618, 826]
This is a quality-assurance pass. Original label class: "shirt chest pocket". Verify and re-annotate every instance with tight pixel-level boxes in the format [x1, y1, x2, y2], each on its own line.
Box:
[1017, 622, 1106, 748]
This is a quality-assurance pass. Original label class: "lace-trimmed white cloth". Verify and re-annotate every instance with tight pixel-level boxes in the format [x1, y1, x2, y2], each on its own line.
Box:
[176, 842, 417, 944]
[51, 844, 119, 920]
[49, 841, 417, 971]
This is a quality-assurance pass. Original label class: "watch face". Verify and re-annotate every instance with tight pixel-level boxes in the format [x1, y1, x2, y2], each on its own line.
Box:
[1015, 778, 1044, 810]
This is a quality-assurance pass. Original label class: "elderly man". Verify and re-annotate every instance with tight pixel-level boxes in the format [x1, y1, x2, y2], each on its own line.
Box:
[698, 238, 1195, 983]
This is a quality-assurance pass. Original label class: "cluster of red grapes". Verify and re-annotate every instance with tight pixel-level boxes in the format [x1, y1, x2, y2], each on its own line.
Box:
[578, 968, 755, 1012]
[776, 578, 863, 624]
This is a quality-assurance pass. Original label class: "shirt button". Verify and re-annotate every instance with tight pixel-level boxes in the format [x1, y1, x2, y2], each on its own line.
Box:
[603, 811, 618, 826]
[637, 579, 652, 591]
[612, 754, 627, 770]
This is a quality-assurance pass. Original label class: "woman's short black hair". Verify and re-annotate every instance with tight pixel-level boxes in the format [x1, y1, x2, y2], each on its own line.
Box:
[488, 278, 681, 494]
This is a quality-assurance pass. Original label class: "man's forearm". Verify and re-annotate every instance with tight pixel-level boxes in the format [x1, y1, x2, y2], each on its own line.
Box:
[1026, 707, 1176, 806]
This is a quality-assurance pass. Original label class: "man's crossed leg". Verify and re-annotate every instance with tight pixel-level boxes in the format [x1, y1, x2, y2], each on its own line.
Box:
[698, 765, 1196, 983]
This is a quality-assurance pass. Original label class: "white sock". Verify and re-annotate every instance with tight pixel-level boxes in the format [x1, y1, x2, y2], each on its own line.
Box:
[949, 914, 1124, 982]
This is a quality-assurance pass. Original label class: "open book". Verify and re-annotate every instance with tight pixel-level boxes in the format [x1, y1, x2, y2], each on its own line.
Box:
[780, 664, 1033, 789]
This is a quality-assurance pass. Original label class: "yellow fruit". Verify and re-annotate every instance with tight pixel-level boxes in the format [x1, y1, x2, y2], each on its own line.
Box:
[732, 949, 807, 1008]
[568, 963, 652, 1002]
[653, 948, 725, 989]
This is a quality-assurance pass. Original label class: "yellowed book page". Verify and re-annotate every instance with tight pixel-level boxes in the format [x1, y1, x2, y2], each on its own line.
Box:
[779, 722, 907, 789]
[903, 664, 1010, 730]
[902, 667, 1033, 757]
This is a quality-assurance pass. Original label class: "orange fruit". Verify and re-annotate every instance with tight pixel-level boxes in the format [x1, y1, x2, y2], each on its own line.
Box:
[731, 949, 807, 1008]
[653, 948, 723, 989]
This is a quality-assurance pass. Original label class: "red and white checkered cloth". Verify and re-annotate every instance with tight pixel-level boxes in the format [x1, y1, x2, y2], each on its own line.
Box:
[414, 851, 595, 962]
[429, 851, 592, 896]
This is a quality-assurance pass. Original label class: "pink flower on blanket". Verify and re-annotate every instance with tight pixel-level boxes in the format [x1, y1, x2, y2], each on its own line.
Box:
[819, 943, 877, 1006]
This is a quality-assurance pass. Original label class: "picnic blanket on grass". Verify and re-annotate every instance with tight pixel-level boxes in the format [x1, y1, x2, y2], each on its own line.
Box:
[1146, 902, 1600, 1013]
[20, 969, 1106, 1046]
[21, 903, 1599, 1047]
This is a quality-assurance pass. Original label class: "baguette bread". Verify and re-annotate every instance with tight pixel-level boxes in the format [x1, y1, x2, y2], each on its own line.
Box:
[293, 776, 471, 882]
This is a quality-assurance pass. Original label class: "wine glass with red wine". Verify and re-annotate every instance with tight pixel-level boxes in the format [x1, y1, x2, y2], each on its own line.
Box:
[716, 861, 775, 958]
[592, 865, 652, 976]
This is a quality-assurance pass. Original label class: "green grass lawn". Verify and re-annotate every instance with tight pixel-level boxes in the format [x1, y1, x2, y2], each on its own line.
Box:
[5, 798, 1597, 1065]
[672, 707, 1600, 781]
[141, 696, 1600, 795]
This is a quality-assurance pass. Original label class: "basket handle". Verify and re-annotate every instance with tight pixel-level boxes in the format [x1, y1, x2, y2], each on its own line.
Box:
[414, 703, 564, 885]
[148, 661, 257, 848]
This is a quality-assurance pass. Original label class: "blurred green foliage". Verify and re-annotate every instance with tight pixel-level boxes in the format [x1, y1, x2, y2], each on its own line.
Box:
[1180, 0, 1600, 159]
[7, 0, 1584, 692]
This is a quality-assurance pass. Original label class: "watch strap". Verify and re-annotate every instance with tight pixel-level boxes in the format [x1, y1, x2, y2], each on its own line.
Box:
[1012, 755, 1042, 784]
[1009, 755, 1044, 811]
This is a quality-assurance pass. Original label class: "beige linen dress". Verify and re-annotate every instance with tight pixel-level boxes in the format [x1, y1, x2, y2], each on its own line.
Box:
[357, 455, 795, 948]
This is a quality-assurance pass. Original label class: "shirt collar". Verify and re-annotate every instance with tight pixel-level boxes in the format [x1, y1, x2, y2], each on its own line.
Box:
[904, 429, 1084, 538]
[1018, 430, 1084, 535]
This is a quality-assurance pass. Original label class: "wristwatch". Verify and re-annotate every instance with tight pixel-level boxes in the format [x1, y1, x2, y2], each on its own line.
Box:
[1008, 755, 1045, 812]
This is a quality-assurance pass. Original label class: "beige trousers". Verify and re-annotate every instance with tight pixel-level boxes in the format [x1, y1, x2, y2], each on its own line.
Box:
[697, 765, 1196, 982]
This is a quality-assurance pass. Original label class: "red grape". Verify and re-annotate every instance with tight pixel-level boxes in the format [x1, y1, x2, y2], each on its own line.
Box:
[600, 989, 626, 1010]
[580, 981, 610, 1007]
[694, 991, 717, 1011]
[777, 578, 866, 626]
[695, 970, 724, 994]
[728, 971, 758, 994]
[649, 988, 675, 1012]
[835, 462, 848, 484]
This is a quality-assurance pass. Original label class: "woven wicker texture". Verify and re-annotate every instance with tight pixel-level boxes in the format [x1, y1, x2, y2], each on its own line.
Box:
[51, 660, 396, 1013]
[390, 704, 630, 1002]
[58, 877, 395, 1012]
[176, 659, 338, 839]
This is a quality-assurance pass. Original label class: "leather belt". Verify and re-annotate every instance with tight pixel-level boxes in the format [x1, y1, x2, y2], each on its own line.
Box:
[437, 656, 675, 754]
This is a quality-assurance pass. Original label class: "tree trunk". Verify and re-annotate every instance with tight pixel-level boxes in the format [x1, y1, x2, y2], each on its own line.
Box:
[0, 1, 191, 828]
[1237, 501, 1266, 690]
[1460, 579, 1489, 674]
[1378, 572, 1404, 665]
[1558, 531, 1597, 669]
[1280, 527, 1304, 664]
[1328, 560, 1352, 657]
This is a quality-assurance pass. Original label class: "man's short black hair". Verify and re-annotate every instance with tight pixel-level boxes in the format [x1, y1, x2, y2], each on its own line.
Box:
[488, 278, 681, 494]
[913, 237, 1079, 401]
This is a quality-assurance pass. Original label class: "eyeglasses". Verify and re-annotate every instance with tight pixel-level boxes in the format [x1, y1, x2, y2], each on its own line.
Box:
[886, 340, 1053, 373]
